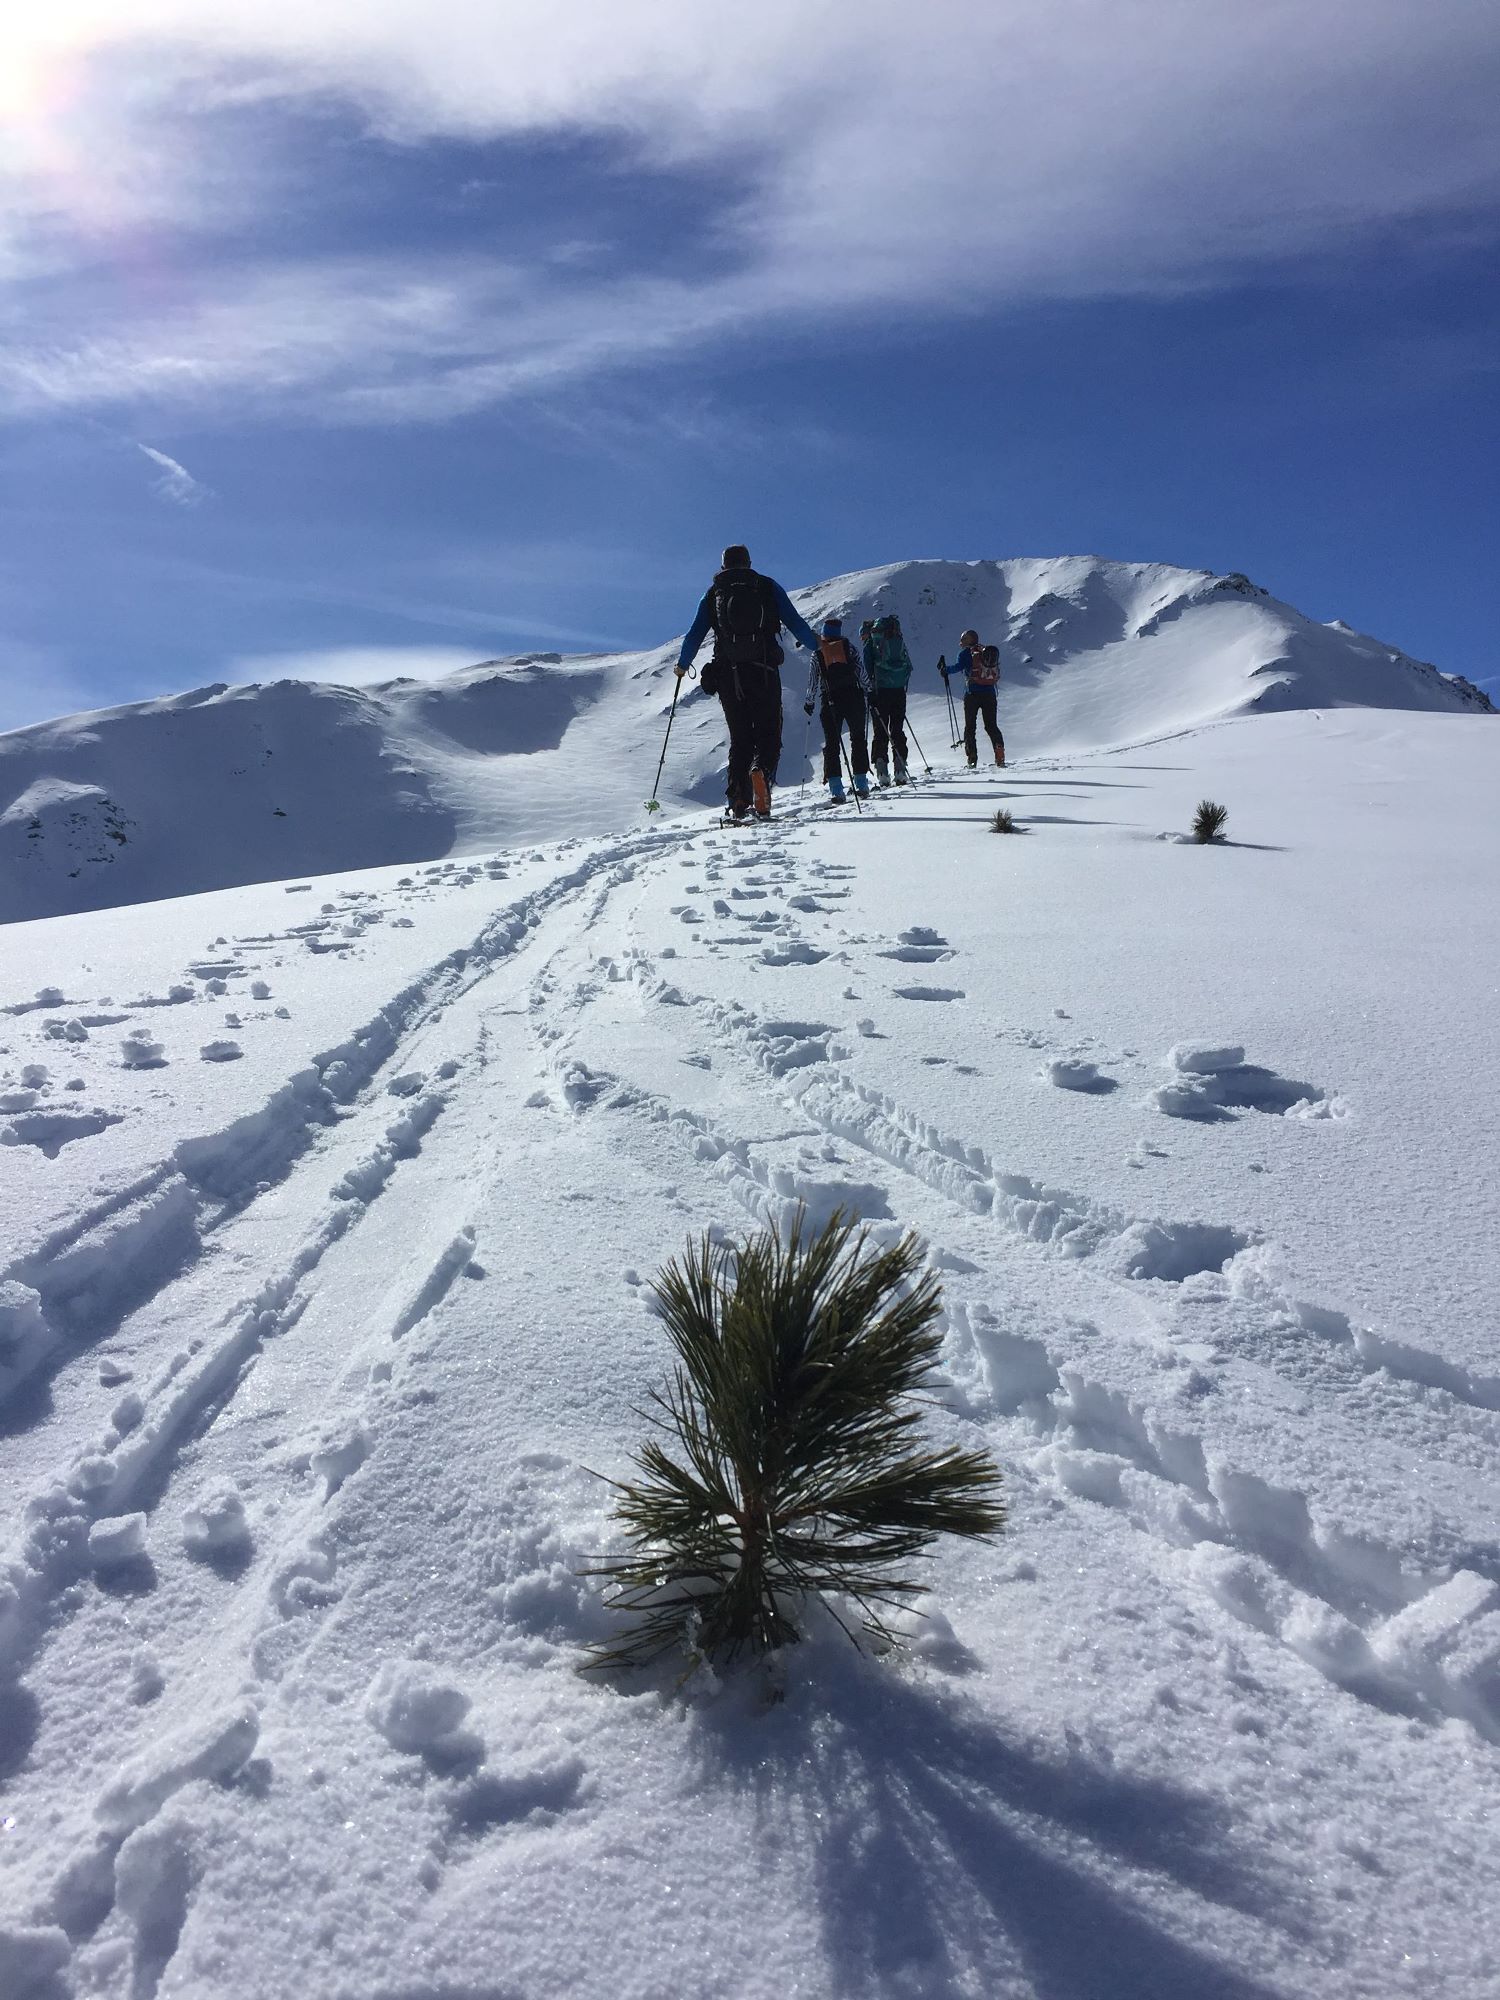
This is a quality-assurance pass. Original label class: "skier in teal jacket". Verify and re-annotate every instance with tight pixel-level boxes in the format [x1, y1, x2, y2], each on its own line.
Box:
[861, 614, 915, 785]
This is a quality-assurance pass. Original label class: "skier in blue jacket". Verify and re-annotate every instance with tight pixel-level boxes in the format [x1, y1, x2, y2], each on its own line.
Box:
[676, 545, 821, 819]
[941, 629, 1006, 768]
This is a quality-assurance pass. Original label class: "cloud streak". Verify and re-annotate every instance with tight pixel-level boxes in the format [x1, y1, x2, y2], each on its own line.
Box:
[0, 2, 1495, 422]
[136, 442, 208, 505]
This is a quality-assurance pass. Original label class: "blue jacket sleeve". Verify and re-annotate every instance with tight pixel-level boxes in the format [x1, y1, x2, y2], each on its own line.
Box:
[771, 581, 821, 653]
[678, 590, 714, 670]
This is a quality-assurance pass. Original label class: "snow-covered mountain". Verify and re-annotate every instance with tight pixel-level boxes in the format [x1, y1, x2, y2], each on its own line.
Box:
[2, 551, 1498, 1998]
[1, 557, 1489, 923]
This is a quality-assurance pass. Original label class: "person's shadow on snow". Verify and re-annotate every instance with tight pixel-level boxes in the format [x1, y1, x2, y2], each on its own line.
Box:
[692, 1647, 1302, 2000]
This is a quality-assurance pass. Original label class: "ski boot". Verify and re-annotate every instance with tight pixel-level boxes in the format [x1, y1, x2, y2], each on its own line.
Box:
[826, 773, 846, 804]
[873, 759, 890, 788]
[994, 744, 1006, 768]
[852, 772, 871, 800]
[894, 760, 909, 787]
[751, 770, 772, 819]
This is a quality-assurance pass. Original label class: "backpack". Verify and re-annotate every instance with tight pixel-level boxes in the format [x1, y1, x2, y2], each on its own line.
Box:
[969, 646, 1000, 687]
[816, 635, 860, 692]
[711, 568, 783, 668]
[868, 616, 912, 690]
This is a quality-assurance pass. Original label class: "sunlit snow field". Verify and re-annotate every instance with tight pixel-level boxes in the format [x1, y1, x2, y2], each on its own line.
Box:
[2, 563, 1497, 1999]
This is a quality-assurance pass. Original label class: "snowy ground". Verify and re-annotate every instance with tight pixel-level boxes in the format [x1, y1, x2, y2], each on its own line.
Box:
[2, 709, 1498, 1999]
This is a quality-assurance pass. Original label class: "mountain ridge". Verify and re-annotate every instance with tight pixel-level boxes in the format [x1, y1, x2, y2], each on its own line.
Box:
[2, 555, 1489, 923]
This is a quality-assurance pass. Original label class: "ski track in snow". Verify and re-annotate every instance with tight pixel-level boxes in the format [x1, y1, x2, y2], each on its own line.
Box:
[529, 828, 1500, 1748]
[1, 761, 1497, 1999]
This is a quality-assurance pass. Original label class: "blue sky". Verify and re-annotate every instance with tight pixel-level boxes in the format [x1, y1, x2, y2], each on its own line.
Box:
[1, 1, 1497, 731]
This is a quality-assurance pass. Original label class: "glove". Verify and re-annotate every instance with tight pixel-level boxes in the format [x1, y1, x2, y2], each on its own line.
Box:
[803, 701, 814, 716]
[674, 664, 689, 679]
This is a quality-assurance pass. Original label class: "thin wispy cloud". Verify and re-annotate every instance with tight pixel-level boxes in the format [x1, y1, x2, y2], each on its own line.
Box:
[136, 442, 208, 505]
[0, 3, 1495, 423]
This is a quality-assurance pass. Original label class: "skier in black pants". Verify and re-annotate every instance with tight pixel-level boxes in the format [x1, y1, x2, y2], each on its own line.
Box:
[943, 634, 1006, 767]
[803, 618, 871, 803]
[862, 614, 915, 784]
[676, 545, 821, 819]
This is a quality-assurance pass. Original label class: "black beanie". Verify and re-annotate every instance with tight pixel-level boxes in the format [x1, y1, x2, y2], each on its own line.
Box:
[721, 544, 751, 569]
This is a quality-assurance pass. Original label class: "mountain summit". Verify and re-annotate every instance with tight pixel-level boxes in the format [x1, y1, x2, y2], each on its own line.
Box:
[1, 557, 1488, 922]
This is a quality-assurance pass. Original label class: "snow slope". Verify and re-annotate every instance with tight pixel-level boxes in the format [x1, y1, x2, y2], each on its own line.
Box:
[2, 558, 1489, 923]
[1, 707, 1497, 1999]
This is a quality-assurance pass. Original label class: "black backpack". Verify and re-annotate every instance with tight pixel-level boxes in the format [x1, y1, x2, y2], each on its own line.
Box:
[816, 635, 860, 692]
[711, 568, 783, 668]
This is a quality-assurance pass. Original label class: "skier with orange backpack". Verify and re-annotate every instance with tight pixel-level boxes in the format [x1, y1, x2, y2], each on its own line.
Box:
[941, 629, 1006, 767]
[803, 618, 871, 803]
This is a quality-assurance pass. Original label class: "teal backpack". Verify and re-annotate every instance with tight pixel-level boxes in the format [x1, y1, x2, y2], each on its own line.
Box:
[867, 616, 913, 690]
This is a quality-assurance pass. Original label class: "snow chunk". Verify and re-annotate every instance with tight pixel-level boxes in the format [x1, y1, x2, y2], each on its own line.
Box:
[121, 1029, 167, 1068]
[96, 1706, 260, 1834]
[366, 1660, 471, 1753]
[0, 1923, 71, 1998]
[199, 1039, 243, 1062]
[1168, 1040, 1246, 1075]
[0, 1280, 52, 1398]
[1045, 1057, 1116, 1094]
[88, 1513, 148, 1569]
[183, 1482, 251, 1559]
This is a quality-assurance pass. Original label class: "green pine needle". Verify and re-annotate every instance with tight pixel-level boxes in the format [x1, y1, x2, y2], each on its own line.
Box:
[1192, 798, 1228, 843]
[584, 1210, 1005, 1673]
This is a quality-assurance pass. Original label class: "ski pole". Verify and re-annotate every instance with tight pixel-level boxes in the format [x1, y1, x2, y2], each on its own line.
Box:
[645, 671, 686, 812]
[839, 737, 865, 813]
[905, 716, 934, 776]
[800, 707, 812, 798]
[938, 656, 960, 747]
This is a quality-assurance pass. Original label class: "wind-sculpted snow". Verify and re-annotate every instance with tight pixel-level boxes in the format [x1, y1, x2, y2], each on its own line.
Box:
[0, 711, 1496, 1998]
[1, 556, 1490, 920]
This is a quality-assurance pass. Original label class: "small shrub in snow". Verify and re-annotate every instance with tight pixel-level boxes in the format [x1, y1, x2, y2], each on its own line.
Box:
[589, 1211, 1004, 1673]
[1192, 799, 1229, 844]
[990, 808, 1026, 835]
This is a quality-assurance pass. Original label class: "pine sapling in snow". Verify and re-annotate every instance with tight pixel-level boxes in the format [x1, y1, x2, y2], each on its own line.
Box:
[1192, 799, 1229, 844]
[990, 808, 1025, 834]
[587, 1211, 1004, 1672]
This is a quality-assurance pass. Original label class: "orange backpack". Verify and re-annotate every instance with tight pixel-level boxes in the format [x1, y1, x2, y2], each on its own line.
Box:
[818, 636, 858, 687]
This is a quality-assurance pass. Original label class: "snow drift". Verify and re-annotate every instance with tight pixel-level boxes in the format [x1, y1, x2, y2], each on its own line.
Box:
[1, 557, 1489, 922]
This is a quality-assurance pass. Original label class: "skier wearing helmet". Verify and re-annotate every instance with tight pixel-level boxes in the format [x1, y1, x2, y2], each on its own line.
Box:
[942, 629, 1006, 767]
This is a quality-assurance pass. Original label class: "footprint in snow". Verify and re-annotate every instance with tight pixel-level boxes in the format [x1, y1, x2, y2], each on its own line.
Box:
[1, 1107, 125, 1156]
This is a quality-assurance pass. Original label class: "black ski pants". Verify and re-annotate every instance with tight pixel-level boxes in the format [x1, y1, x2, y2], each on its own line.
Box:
[964, 687, 1004, 762]
[869, 688, 908, 770]
[719, 662, 783, 808]
[820, 685, 869, 781]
